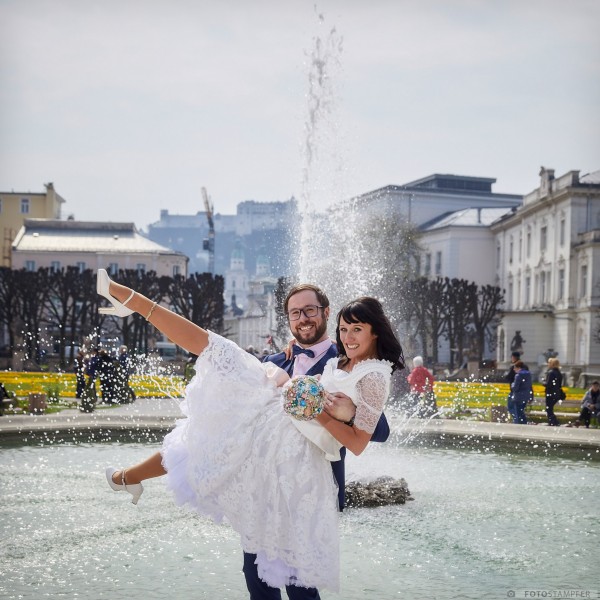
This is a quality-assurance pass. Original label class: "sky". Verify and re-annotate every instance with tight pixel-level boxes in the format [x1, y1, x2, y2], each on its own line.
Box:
[1, 0, 599, 232]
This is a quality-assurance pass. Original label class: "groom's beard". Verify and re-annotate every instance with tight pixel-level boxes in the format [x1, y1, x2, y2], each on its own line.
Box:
[291, 317, 328, 346]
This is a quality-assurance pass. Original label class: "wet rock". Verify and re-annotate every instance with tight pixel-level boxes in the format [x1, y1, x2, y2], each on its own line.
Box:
[345, 476, 413, 508]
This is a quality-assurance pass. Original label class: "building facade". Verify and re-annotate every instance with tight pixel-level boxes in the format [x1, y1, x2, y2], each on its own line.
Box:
[418, 207, 515, 285]
[11, 219, 188, 277]
[355, 174, 521, 226]
[0, 183, 65, 267]
[146, 198, 297, 279]
[491, 168, 600, 384]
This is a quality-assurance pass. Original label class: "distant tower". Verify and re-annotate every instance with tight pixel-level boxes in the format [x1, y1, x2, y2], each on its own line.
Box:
[255, 251, 270, 278]
[224, 239, 249, 309]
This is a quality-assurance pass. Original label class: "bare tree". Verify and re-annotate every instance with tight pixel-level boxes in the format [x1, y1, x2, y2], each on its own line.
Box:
[45, 266, 96, 368]
[470, 283, 505, 359]
[408, 277, 447, 363]
[272, 276, 292, 351]
[166, 272, 225, 333]
[0, 267, 20, 366]
[443, 278, 477, 369]
[13, 269, 50, 364]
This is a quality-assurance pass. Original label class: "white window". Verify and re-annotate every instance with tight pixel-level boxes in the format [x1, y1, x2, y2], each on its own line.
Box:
[50, 261, 60, 272]
[424, 253, 431, 277]
[525, 276, 531, 306]
[540, 226, 547, 252]
[109, 263, 118, 275]
[21, 198, 30, 214]
[173, 265, 181, 276]
[509, 236, 513, 264]
[559, 219, 565, 246]
[526, 231, 531, 258]
[518, 232, 522, 261]
[581, 265, 588, 297]
[558, 269, 565, 300]
[136, 263, 146, 275]
[508, 281, 513, 310]
[76, 261, 86, 273]
[435, 251, 442, 276]
[25, 260, 35, 271]
[540, 272, 547, 303]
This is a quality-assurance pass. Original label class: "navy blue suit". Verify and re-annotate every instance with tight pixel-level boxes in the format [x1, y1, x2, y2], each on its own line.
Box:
[243, 344, 390, 599]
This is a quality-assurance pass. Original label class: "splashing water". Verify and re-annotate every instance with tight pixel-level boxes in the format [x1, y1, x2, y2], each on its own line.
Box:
[297, 14, 371, 310]
[297, 12, 418, 326]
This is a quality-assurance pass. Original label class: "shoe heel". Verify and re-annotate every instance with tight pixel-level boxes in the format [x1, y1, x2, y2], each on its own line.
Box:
[106, 466, 144, 504]
[97, 270, 134, 318]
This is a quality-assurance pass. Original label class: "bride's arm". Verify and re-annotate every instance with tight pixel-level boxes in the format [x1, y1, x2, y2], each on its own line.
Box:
[315, 411, 372, 455]
[316, 371, 388, 456]
[108, 279, 209, 356]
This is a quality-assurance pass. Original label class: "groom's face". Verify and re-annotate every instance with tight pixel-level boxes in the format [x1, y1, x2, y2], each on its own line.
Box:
[287, 290, 329, 346]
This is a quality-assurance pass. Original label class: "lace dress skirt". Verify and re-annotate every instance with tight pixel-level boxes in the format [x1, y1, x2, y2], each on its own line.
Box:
[161, 332, 340, 591]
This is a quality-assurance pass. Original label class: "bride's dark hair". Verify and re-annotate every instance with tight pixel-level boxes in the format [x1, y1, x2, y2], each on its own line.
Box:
[335, 297, 405, 372]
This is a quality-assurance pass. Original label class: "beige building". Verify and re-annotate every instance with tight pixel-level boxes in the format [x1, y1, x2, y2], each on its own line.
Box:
[0, 182, 65, 267]
[12, 219, 188, 277]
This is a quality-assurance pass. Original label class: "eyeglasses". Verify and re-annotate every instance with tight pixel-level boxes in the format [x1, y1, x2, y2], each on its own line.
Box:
[287, 305, 324, 321]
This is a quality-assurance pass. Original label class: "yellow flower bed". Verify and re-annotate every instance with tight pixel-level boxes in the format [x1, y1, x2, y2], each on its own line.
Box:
[1, 372, 584, 408]
[0, 371, 186, 399]
[433, 380, 582, 407]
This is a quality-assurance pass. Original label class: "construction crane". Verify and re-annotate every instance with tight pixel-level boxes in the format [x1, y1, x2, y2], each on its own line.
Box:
[201, 187, 215, 275]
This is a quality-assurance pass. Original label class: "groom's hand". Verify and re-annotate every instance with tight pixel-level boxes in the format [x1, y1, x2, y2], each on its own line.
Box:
[324, 391, 356, 422]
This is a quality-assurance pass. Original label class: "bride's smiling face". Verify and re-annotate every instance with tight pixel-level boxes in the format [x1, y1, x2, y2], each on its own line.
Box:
[338, 317, 378, 363]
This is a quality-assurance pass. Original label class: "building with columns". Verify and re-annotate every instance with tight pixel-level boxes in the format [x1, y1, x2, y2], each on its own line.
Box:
[491, 168, 600, 384]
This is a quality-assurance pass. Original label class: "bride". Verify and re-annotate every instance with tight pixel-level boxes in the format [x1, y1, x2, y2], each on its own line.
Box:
[97, 269, 404, 592]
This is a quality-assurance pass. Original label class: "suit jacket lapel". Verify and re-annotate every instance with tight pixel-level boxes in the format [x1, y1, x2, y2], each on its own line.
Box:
[306, 344, 338, 376]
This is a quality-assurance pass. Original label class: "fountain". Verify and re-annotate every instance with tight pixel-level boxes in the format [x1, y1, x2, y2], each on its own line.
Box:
[1, 11, 599, 600]
[1, 432, 598, 599]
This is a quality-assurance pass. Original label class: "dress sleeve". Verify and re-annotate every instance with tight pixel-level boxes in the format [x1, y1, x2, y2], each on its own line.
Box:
[353, 371, 389, 434]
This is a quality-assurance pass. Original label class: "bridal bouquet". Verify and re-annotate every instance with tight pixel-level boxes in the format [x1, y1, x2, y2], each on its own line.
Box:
[283, 375, 325, 421]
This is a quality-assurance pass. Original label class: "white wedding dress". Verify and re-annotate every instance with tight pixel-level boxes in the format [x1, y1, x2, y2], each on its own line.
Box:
[161, 331, 392, 592]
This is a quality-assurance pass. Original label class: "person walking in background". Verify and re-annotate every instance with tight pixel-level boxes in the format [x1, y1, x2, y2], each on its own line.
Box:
[406, 356, 437, 417]
[96, 349, 116, 404]
[74, 351, 87, 399]
[114, 345, 135, 404]
[505, 351, 528, 385]
[508, 360, 532, 424]
[544, 357, 563, 426]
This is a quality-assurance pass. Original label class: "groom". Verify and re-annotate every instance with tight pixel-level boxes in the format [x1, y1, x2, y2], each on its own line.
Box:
[242, 283, 391, 600]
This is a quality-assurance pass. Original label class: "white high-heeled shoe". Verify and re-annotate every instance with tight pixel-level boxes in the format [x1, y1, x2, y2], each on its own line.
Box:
[97, 269, 135, 317]
[106, 467, 144, 505]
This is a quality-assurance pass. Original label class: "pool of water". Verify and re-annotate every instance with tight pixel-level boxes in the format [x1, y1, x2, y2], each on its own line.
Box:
[1, 438, 598, 599]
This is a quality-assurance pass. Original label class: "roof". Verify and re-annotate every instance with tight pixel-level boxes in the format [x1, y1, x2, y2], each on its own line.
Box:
[420, 207, 515, 231]
[580, 170, 600, 185]
[403, 173, 497, 193]
[355, 173, 522, 200]
[12, 219, 185, 255]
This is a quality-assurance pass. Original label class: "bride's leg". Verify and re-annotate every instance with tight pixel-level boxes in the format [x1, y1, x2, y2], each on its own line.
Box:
[111, 451, 166, 485]
[105, 277, 210, 357]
